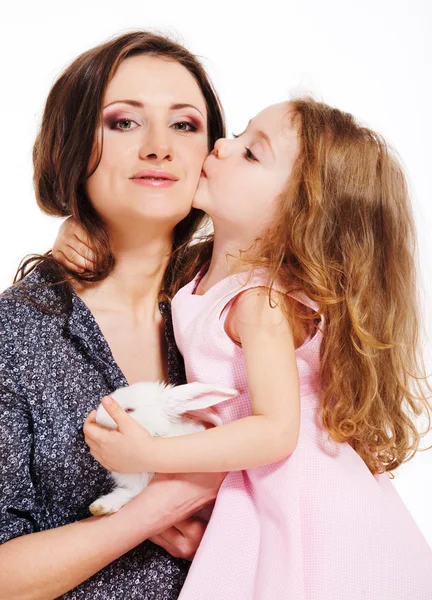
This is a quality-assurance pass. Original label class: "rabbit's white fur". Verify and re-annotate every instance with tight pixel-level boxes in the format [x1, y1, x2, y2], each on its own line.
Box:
[89, 381, 238, 516]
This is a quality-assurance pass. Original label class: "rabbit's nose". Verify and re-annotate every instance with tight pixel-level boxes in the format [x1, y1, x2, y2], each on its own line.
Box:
[125, 407, 135, 413]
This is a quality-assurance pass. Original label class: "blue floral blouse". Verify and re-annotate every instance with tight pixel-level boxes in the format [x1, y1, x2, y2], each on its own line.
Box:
[0, 264, 190, 599]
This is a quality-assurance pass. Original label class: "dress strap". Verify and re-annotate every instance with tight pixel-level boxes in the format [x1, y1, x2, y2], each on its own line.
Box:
[214, 269, 322, 324]
[285, 290, 321, 316]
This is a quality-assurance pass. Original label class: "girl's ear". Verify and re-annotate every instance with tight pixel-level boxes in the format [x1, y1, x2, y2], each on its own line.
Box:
[166, 382, 238, 415]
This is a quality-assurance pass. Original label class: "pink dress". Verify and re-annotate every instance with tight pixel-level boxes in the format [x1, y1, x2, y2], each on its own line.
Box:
[172, 269, 432, 600]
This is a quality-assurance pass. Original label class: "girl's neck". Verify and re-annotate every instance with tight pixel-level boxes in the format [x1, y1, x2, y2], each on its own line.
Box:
[197, 227, 259, 294]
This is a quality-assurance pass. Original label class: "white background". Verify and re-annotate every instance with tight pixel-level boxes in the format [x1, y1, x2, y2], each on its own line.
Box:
[1, 1, 431, 543]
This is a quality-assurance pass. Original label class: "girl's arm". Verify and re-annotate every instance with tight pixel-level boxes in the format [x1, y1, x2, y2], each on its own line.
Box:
[0, 471, 224, 600]
[151, 287, 301, 472]
[88, 288, 301, 474]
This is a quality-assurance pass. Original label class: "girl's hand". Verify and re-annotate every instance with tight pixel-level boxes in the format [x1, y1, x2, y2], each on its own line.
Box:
[83, 396, 153, 473]
[52, 216, 97, 273]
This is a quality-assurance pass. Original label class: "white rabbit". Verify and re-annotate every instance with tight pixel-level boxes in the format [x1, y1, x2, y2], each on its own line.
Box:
[89, 381, 238, 516]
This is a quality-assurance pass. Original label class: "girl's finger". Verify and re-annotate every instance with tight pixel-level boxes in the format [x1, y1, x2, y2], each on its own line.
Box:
[64, 245, 94, 271]
[85, 410, 97, 423]
[69, 222, 91, 245]
[52, 249, 85, 274]
[83, 421, 106, 443]
[72, 234, 97, 265]
[83, 412, 97, 430]
[100, 396, 134, 432]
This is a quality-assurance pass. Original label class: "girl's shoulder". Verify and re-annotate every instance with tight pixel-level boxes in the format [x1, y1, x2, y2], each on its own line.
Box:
[225, 281, 317, 350]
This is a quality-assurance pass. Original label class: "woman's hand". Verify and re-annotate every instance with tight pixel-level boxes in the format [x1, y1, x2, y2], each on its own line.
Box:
[84, 397, 153, 473]
[147, 471, 226, 559]
[85, 394, 227, 558]
[52, 216, 97, 273]
[149, 516, 208, 560]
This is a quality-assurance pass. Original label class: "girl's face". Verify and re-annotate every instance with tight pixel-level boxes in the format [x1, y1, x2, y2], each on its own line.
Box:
[86, 54, 208, 232]
[194, 103, 298, 235]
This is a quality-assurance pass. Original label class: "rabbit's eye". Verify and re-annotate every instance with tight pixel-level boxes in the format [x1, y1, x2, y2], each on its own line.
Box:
[125, 407, 135, 413]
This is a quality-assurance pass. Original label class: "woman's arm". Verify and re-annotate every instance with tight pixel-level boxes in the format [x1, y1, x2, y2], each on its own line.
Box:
[87, 288, 301, 474]
[0, 471, 224, 600]
[0, 308, 223, 598]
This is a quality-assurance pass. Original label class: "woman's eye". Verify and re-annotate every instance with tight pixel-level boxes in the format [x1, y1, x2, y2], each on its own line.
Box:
[244, 147, 258, 162]
[172, 121, 197, 132]
[114, 118, 138, 131]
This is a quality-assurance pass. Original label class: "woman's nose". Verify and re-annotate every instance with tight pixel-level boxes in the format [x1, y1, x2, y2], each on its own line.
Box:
[138, 125, 173, 162]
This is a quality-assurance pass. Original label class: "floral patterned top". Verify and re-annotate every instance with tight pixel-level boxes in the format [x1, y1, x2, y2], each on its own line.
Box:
[0, 264, 190, 599]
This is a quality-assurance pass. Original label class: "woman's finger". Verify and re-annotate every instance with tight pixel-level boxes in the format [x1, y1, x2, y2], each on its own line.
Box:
[149, 518, 206, 560]
[149, 527, 192, 560]
[89, 448, 102, 463]
[149, 531, 182, 558]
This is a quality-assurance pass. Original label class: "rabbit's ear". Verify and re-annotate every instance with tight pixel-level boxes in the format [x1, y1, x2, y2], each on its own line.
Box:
[167, 383, 238, 414]
[184, 407, 223, 427]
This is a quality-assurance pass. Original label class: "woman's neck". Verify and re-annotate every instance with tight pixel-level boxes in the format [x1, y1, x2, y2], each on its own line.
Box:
[74, 230, 172, 323]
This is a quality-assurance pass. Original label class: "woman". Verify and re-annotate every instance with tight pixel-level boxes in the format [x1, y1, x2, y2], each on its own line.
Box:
[0, 31, 225, 599]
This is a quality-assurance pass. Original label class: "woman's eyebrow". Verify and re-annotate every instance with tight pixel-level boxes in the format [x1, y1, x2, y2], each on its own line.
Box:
[103, 99, 204, 117]
[171, 103, 204, 118]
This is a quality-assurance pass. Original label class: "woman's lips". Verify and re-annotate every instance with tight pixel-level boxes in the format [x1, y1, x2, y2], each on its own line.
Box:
[130, 169, 179, 188]
[131, 177, 177, 188]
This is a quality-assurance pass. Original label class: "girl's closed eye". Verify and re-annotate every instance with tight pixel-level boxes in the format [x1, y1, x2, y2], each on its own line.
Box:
[244, 147, 258, 162]
[232, 133, 259, 162]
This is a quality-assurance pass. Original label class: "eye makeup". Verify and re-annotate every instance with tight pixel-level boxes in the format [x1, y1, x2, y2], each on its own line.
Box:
[103, 110, 141, 132]
[102, 105, 204, 135]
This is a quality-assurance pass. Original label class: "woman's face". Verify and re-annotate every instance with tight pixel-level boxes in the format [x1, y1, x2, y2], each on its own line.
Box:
[86, 54, 208, 233]
[194, 102, 299, 236]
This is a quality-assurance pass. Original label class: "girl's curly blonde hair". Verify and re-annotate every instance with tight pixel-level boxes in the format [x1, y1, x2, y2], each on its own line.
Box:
[250, 97, 431, 474]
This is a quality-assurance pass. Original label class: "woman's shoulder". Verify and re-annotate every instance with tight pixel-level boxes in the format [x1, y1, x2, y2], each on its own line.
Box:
[0, 263, 69, 332]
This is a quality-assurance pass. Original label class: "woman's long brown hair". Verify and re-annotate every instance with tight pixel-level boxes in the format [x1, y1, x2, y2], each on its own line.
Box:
[244, 97, 431, 474]
[13, 30, 224, 303]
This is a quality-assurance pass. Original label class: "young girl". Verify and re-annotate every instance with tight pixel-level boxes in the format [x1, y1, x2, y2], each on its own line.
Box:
[56, 98, 432, 599]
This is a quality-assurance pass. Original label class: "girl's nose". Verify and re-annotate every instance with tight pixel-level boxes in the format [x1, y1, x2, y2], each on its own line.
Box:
[213, 138, 231, 159]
